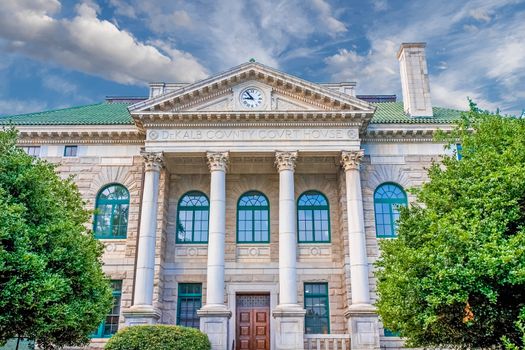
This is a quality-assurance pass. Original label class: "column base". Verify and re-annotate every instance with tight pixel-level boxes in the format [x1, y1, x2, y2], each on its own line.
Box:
[344, 304, 380, 350]
[123, 305, 161, 326]
[272, 304, 307, 350]
[198, 305, 232, 350]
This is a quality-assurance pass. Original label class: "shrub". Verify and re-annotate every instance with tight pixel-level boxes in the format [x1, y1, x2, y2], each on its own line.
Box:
[104, 325, 211, 350]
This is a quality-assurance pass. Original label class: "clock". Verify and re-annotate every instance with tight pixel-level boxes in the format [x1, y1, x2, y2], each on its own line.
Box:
[240, 87, 264, 108]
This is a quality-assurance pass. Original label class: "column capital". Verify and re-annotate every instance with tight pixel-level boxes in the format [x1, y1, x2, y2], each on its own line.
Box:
[206, 151, 229, 172]
[274, 151, 298, 172]
[341, 150, 364, 171]
[141, 151, 164, 172]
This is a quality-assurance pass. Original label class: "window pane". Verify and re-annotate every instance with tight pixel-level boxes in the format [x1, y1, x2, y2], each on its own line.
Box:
[304, 283, 330, 334]
[92, 280, 122, 338]
[177, 193, 209, 243]
[177, 284, 202, 329]
[64, 145, 78, 157]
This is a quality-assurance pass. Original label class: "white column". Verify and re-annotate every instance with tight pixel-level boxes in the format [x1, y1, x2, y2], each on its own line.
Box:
[125, 151, 163, 325]
[341, 150, 371, 306]
[204, 151, 229, 307]
[341, 150, 379, 350]
[198, 151, 231, 350]
[273, 151, 306, 350]
[274, 151, 299, 307]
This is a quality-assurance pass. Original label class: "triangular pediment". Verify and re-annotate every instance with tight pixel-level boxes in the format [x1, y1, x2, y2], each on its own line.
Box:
[129, 62, 375, 114]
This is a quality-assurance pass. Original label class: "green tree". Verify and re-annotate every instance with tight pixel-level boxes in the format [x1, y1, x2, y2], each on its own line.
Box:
[375, 103, 525, 348]
[0, 128, 113, 349]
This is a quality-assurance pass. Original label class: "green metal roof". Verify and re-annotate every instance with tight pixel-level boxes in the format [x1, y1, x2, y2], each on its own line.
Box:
[371, 102, 463, 123]
[0, 102, 133, 125]
[0, 101, 463, 126]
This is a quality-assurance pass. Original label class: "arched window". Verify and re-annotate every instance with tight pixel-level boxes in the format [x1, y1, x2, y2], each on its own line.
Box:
[94, 184, 130, 239]
[237, 191, 270, 243]
[176, 191, 209, 243]
[297, 191, 330, 243]
[374, 183, 407, 238]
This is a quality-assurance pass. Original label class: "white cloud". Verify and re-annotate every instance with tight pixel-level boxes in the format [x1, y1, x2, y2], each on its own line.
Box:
[109, 0, 348, 70]
[469, 8, 492, 22]
[311, 0, 347, 35]
[0, 99, 48, 116]
[324, 39, 399, 94]
[41, 74, 78, 95]
[323, 0, 525, 115]
[0, 0, 208, 84]
[371, 0, 388, 12]
[108, 0, 137, 19]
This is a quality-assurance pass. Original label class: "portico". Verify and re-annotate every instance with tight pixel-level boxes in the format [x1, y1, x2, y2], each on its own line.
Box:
[120, 62, 380, 350]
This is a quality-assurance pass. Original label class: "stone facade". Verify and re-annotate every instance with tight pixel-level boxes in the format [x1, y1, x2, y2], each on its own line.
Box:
[7, 43, 461, 350]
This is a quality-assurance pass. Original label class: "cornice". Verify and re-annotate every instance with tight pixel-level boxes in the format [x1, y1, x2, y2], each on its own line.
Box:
[363, 124, 454, 143]
[272, 87, 333, 110]
[143, 121, 361, 128]
[170, 88, 233, 112]
[17, 129, 145, 144]
[134, 110, 373, 126]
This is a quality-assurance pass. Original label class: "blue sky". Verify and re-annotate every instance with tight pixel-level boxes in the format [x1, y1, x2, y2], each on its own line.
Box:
[0, 0, 524, 116]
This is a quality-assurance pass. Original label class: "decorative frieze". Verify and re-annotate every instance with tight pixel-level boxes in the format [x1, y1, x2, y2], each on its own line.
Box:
[274, 151, 298, 172]
[141, 151, 164, 172]
[206, 151, 229, 172]
[341, 150, 365, 171]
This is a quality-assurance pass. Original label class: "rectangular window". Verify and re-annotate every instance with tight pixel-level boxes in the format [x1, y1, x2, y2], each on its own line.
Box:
[177, 283, 202, 328]
[304, 283, 330, 334]
[456, 143, 463, 160]
[64, 145, 78, 157]
[384, 328, 401, 336]
[20, 146, 40, 157]
[92, 280, 122, 338]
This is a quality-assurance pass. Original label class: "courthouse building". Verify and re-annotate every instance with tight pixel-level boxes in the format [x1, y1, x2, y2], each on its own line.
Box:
[1, 43, 462, 350]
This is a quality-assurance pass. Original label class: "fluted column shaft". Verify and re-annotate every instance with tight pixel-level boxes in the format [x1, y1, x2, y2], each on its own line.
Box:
[341, 150, 371, 306]
[275, 151, 299, 306]
[134, 152, 164, 307]
[205, 151, 229, 307]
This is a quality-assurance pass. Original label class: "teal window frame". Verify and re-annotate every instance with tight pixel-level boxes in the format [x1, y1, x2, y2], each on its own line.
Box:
[93, 184, 130, 239]
[236, 191, 270, 243]
[176, 283, 202, 328]
[63, 145, 78, 157]
[297, 191, 331, 243]
[304, 282, 330, 334]
[176, 191, 209, 244]
[456, 143, 463, 160]
[384, 328, 401, 337]
[374, 183, 407, 238]
[91, 280, 122, 338]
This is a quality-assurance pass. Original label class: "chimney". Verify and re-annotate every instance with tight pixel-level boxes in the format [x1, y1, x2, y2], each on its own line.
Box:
[397, 43, 433, 117]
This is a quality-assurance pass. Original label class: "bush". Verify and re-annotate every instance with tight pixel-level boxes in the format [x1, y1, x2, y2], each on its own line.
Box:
[104, 325, 211, 350]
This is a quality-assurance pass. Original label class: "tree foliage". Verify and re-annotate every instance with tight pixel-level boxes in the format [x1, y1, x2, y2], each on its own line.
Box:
[0, 128, 113, 349]
[104, 325, 211, 350]
[375, 103, 525, 348]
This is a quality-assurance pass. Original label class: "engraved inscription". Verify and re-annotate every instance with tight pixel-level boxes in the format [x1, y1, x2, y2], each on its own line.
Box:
[148, 128, 358, 142]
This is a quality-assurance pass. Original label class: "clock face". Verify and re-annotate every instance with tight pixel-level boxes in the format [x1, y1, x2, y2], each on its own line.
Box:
[240, 87, 264, 108]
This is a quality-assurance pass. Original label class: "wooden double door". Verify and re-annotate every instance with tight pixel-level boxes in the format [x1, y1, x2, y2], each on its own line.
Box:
[236, 294, 270, 350]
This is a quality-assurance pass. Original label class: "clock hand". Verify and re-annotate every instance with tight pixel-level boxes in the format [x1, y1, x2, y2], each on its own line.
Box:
[244, 91, 254, 100]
